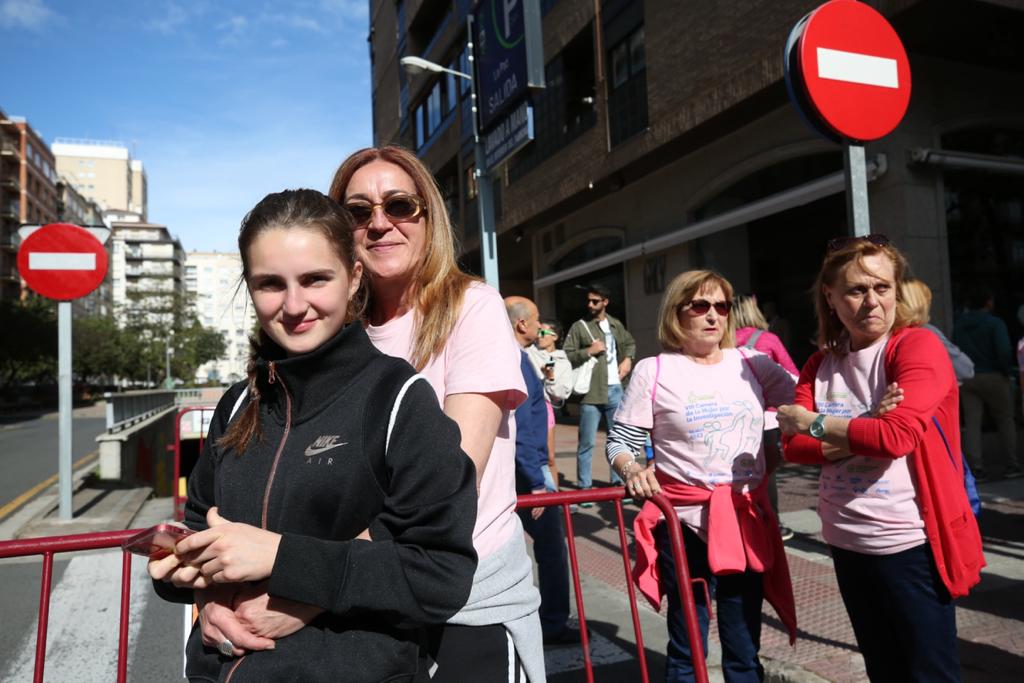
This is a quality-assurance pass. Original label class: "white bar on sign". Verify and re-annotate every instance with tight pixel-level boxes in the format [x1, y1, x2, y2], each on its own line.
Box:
[29, 252, 96, 270]
[817, 47, 898, 88]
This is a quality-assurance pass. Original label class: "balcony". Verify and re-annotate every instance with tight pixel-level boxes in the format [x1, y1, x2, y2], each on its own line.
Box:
[0, 177, 18, 191]
[1, 201, 20, 220]
[0, 142, 20, 158]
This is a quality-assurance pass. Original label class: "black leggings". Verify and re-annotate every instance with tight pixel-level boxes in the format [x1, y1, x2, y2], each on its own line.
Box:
[425, 624, 526, 682]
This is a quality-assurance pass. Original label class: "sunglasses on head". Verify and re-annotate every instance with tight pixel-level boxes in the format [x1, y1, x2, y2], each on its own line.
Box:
[345, 194, 426, 228]
[681, 299, 732, 316]
[826, 233, 890, 253]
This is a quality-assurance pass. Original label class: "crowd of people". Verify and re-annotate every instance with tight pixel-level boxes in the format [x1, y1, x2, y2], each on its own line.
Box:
[146, 144, 998, 682]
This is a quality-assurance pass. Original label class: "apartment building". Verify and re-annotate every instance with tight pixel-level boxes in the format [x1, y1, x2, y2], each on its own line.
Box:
[55, 178, 114, 317]
[0, 110, 60, 301]
[51, 139, 148, 219]
[185, 251, 254, 384]
[109, 219, 185, 326]
[370, 0, 1024, 364]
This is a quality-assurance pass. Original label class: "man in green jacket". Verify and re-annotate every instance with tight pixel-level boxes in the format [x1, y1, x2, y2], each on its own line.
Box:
[564, 284, 636, 500]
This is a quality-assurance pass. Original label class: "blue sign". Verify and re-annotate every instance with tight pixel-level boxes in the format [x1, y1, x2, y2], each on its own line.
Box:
[473, 0, 544, 132]
[483, 99, 534, 170]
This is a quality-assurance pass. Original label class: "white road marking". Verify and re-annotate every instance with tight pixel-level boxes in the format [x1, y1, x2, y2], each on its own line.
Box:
[816, 47, 899, 88]
[4, 551, 151, 682]
[28, 252, 96, 270]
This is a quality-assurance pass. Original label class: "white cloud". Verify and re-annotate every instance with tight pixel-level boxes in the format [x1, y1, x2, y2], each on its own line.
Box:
[217, 14, 248, 45]
[0, 0, 55, 30]
[262, 12, 327, 34]
[319, 0, 368, 22]
[146, 1, 191, 35]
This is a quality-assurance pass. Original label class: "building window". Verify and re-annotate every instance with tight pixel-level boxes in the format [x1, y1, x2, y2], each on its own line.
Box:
[509, 24, 596, 181]
[606, 21, 647, 147]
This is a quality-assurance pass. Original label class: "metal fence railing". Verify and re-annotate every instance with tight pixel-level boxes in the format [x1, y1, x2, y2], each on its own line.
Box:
[0, 495, 709, 683]
[104, 390, 176, 432]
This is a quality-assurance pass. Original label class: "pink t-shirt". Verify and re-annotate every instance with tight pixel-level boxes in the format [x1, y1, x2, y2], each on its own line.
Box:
[366, 282, 527, 559]
[614, 349, 795, 536]
[814, 335, 926, 555]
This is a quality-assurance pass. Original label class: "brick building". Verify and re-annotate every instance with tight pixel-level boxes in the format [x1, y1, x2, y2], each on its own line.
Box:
[370, 0, 1024, 363]
[0, 110, 59, 302]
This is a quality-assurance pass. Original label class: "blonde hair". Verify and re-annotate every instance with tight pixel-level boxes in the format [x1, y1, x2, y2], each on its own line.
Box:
[899, 277, 932, 326]
[813, 238, 912, 355]
[658, 270, 736, 352]
[732, 294, 769, 330]
[329, 146, 478, 370]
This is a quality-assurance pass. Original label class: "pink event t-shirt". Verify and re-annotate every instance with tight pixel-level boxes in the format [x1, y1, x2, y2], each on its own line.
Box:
[365, 281, 527, 559]
[614, 349, 795, 537]
[814, 335, 926, 555]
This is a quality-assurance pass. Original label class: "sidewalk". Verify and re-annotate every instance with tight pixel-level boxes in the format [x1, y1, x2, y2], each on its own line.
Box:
[546, 422, 1024, 682]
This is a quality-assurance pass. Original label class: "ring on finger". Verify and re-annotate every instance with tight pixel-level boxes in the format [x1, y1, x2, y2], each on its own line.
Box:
[218, 639, 235, 657]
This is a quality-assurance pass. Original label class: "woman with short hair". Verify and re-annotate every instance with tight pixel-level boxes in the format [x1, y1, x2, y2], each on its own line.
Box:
[607, 269, 798, 682]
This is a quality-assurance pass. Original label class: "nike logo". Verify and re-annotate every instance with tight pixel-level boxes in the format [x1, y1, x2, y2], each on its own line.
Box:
[304, 435, 348, 457]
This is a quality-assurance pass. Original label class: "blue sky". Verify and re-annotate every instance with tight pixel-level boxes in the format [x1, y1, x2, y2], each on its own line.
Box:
[1, 0, 373, 252]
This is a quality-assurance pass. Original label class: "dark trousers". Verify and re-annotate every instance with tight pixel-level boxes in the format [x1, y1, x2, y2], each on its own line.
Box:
[519, 506, 571, 637]
[655, 522, 765, 683]
[425, 624, 524, 682]
[831, 543, 961, 683]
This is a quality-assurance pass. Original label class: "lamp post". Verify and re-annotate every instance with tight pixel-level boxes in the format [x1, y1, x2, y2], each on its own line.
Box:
[401, 45, 500, 289]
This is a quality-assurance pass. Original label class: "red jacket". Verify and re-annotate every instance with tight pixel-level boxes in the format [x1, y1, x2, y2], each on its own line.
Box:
[783, 326, 984, 597]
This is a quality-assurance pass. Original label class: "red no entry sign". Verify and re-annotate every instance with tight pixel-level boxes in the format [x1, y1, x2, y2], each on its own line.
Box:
[795, 0, 911, 142]
[17, 223, 109, 300]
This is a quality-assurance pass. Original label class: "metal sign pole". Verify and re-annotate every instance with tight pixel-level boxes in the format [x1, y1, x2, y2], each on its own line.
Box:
[57, 300, 73, 520]
[844, 144, 871, 237]
[467, 13, 500, 290]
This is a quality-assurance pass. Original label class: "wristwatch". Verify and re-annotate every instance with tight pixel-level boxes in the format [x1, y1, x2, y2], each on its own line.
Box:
[809, 413, 827, 440]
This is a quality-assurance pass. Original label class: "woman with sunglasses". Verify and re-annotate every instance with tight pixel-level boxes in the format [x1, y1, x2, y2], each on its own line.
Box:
[527, 319, 573, 490]
[606, 269, 798, 682]
[148, 189, 477, 681]
[327, 146, 544, 682]
[778, 236, 984, 682]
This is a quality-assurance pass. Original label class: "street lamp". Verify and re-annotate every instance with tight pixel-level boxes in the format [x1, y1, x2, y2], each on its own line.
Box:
[401, 48, 500, 290]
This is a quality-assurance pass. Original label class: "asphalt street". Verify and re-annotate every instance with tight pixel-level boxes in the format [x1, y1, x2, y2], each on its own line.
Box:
[0, 413, 107, 516]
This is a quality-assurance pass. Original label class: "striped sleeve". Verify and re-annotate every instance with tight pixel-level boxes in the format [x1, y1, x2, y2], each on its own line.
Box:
[606, 422, 649, 465]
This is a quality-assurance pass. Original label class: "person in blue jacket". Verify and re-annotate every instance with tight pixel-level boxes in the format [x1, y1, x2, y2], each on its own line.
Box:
[505, 295, 580, 646]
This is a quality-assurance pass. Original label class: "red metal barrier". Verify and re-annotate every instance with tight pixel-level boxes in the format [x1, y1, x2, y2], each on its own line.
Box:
[0, 489, 707, 683]
[517, 488, 710, 683]
[0, 529, 143, 683]
[172, 406, 216, 521]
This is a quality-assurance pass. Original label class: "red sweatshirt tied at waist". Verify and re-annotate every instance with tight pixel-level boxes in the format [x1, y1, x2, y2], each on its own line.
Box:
[633, 471, 797, 645]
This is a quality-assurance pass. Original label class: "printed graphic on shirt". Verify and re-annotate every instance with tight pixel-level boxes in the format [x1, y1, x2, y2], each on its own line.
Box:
[813, 338, 926, 553]
[304, 435, 347, 465]
[679, 392, 762, 484]
[816, 391, 893, 498]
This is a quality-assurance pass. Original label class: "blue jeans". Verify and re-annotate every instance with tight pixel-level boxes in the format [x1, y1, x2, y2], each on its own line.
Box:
[656, 522, 765, 683]
[518, 505, 570, 638]
[831, 543, 960, 682]
[577, 383, 624, 488]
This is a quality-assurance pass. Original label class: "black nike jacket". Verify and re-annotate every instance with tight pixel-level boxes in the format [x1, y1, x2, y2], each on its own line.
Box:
[154, 323, 478, 682]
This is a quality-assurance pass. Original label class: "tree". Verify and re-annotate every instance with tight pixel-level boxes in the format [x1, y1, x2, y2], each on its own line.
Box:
[115, 290, 226, 386]
[73, 315, 126, 385]
[170, 318, 227, 384]
[0, 298, 57, 391]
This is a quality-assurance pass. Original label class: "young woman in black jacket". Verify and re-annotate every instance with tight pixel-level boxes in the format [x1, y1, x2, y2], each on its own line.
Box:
[149, 189, 478, 682]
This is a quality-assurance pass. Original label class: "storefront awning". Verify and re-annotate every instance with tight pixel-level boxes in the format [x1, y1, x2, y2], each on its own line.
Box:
[534, 155, 887, 289]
